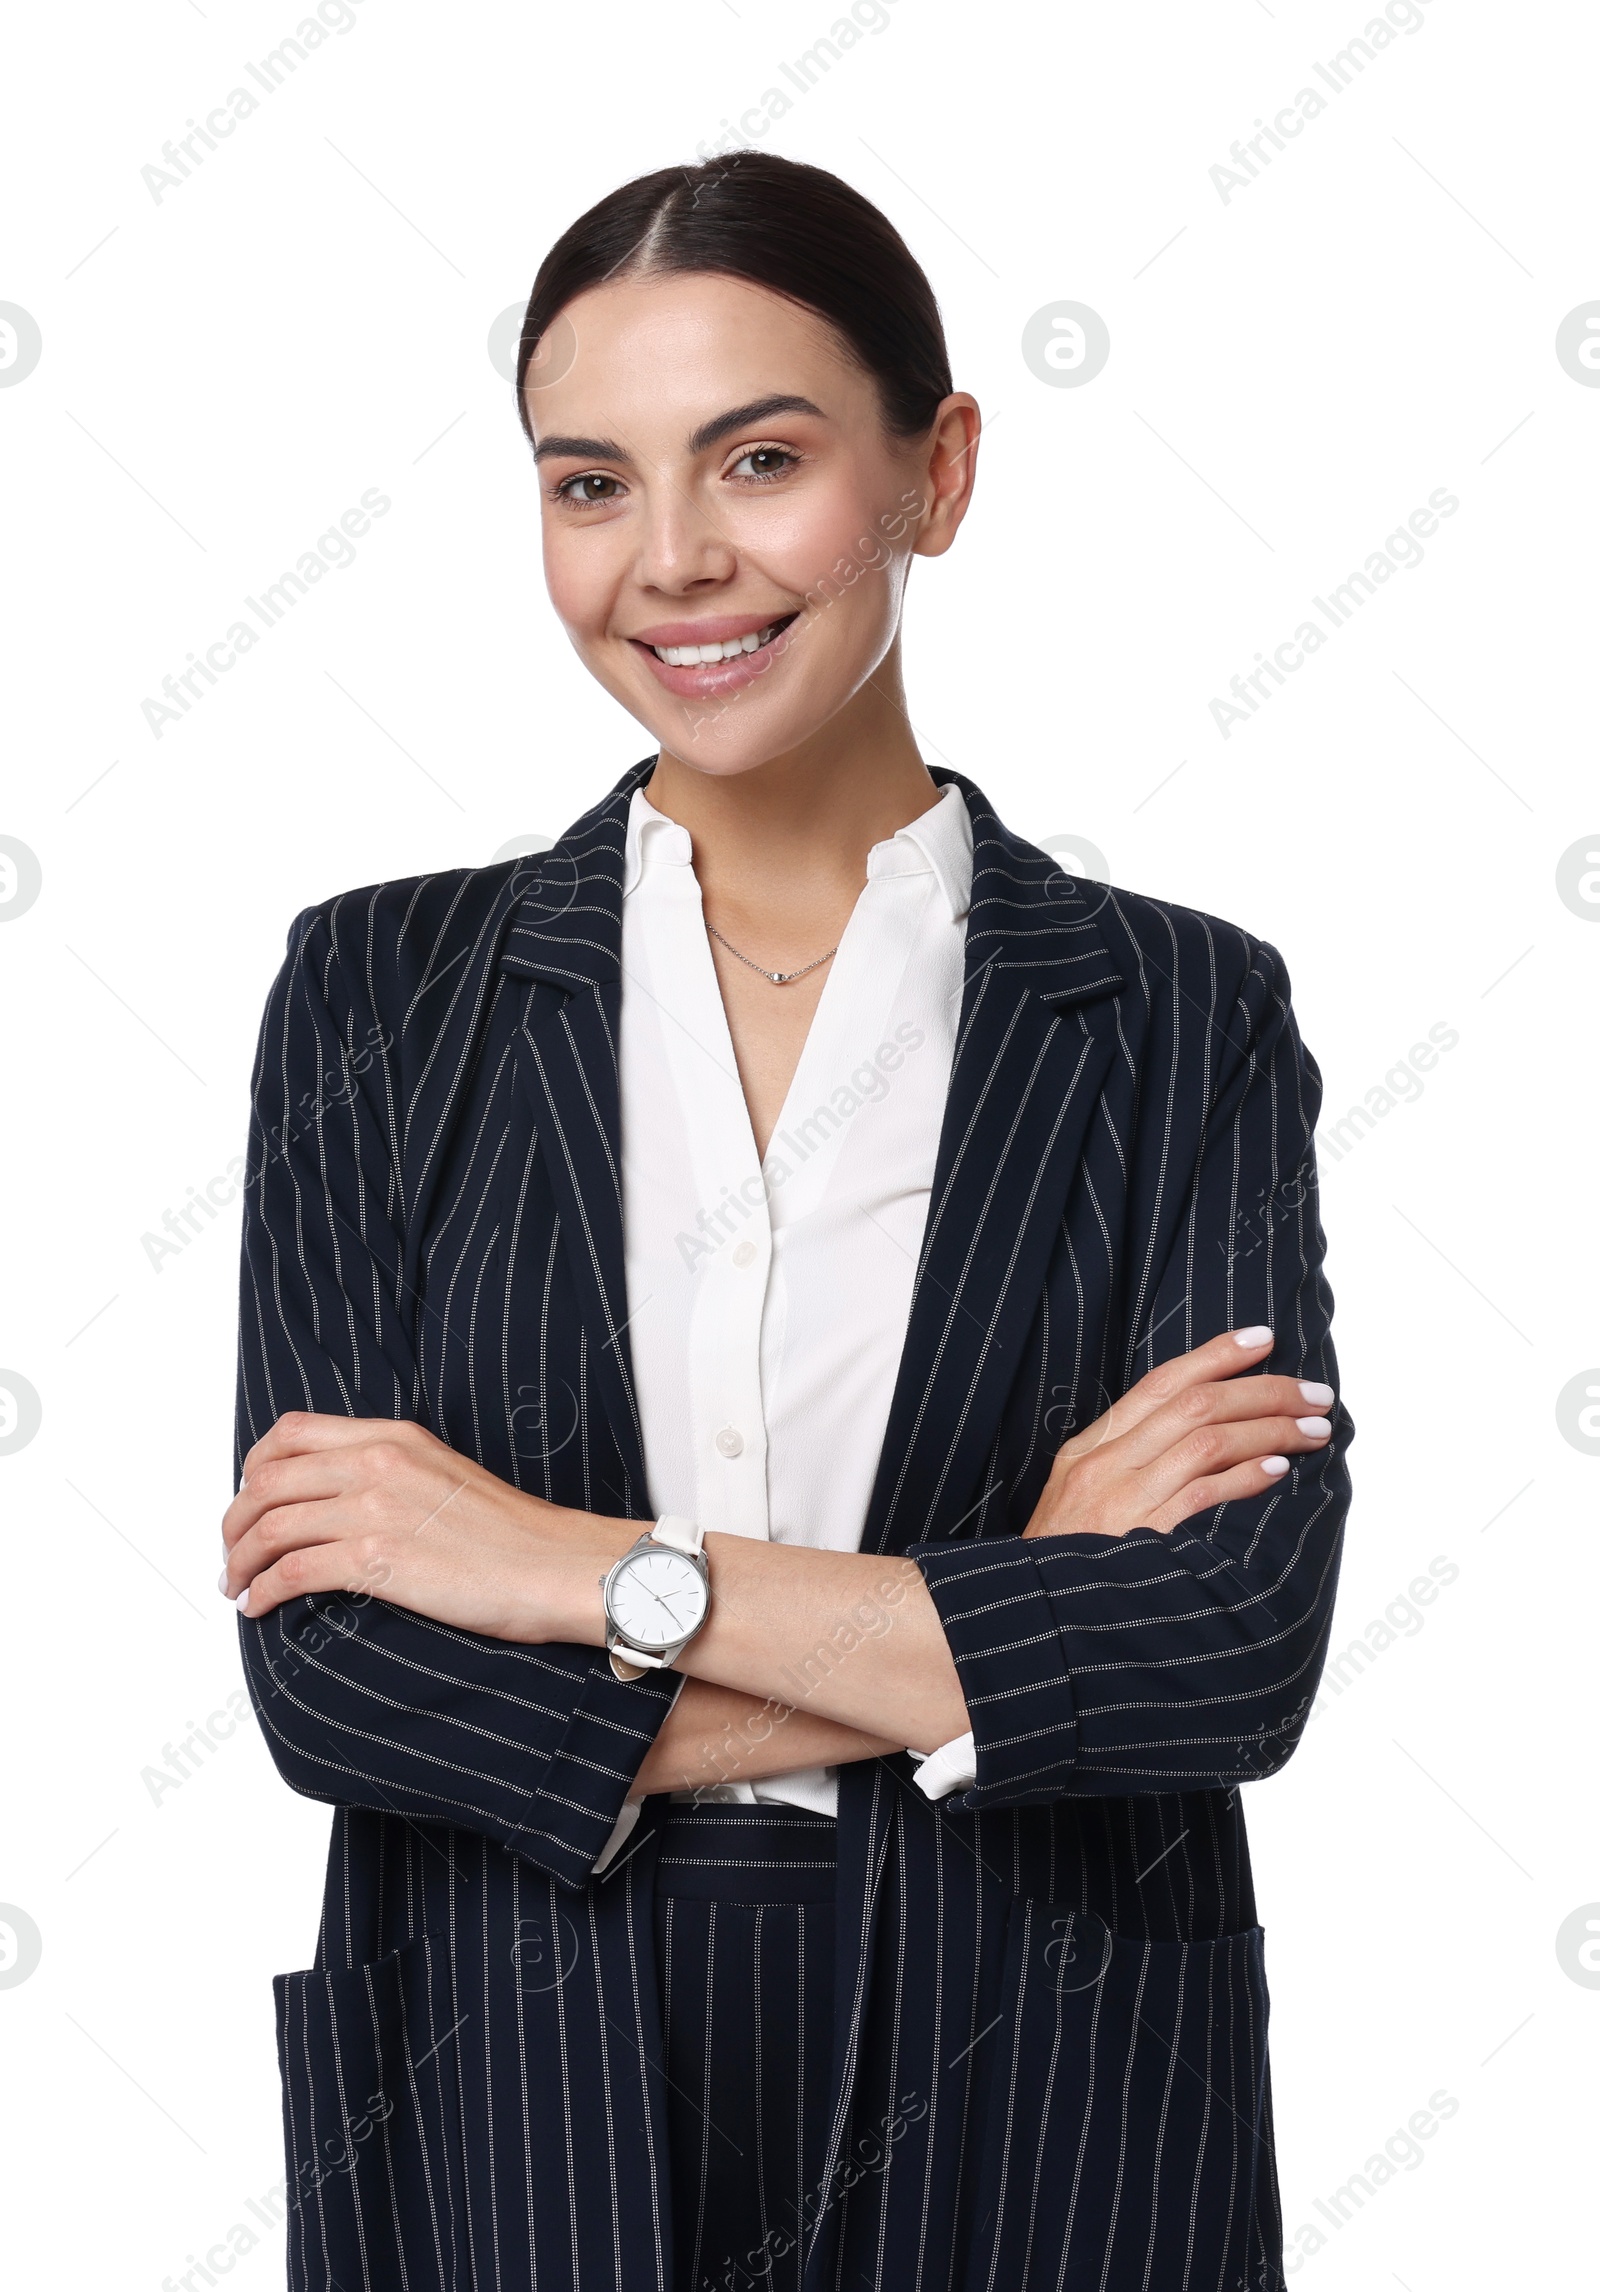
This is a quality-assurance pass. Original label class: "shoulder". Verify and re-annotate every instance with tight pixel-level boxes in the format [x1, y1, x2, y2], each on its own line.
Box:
[271, 767, 640, 1025]
[1091, 878, 1290, 1017]
[950, 773, 1292, 1024]
[983, 802, 1292, 1027]
[273, 857, 534, 1026]
[1079, 879, 1307, 1114]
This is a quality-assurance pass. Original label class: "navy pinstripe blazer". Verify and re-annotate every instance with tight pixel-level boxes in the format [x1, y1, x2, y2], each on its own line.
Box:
[235, 758, 1352, 2291]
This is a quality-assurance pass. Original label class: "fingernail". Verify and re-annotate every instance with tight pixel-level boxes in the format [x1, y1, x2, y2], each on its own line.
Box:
[218, 1568, 230, 1594]
[1299, 1381, 1334, 1407]
[1232, 1325, 1274, 1347]
[1295, 1416, 1331, 1437]
[1260, 1455, 1290, 1476]
[235, 1587, 251, 1615]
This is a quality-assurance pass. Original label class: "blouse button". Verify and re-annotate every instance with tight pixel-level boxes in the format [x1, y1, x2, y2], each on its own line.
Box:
[731, 1240, 756, 1268]
[714, 1426, 745, 1459]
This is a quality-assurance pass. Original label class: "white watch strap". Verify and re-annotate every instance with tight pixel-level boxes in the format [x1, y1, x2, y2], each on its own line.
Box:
[907, 1731, 977, 1802]
[650, 1514, 704, 1556]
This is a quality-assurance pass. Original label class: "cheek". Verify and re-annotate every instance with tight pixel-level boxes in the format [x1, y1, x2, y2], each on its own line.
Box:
[540, 520, 616, 639]
[750, 470, 908, 612]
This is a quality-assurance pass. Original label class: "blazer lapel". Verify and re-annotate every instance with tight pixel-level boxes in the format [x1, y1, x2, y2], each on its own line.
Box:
[499, 759, 657, 1515]
[497, 757, 1125, 1551]
[861, 772, 1126, 1559]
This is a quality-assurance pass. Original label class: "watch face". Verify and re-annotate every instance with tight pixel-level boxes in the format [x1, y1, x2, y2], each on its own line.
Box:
[608, 1548, 708, 1651]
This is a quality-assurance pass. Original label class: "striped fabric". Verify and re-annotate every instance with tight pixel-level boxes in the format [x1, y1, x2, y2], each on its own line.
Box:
[235, 757, 1352, 2289]
[651, 1802, 839, 2292]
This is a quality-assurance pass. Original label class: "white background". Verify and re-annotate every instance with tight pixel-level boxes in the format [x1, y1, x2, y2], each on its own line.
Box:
[1, 0, 1595, 2283]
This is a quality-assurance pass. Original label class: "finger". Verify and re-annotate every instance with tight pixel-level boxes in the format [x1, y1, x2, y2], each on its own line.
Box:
[1024, 1446, 1297, 1541]
[235, 1539, 382, 1621]
[241, 1411, 423, 1481]
[1113, 1375, 1335, 1470]
[1145, 1454, 1304, 1533]
[1057, 1327, 1277, 1459]
[1125, 1326, 1280, 1418]
[225, 1498, 364, 1597]
[1133, 1413, 1331, 1514]
[223, 1453, 358, 1551]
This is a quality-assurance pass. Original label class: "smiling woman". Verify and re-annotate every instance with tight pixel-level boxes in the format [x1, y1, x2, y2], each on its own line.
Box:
[229, 150, 1351, 2292]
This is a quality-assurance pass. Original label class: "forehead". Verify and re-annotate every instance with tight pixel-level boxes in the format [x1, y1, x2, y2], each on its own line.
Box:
[524, 271, 867, 443]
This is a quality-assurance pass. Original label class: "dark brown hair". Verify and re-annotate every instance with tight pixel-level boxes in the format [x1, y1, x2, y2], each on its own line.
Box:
[515, 152, 952, 444]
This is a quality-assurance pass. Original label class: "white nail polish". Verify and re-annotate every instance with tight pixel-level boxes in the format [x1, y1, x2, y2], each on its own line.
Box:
[1232, 1325, 1274, 1347]
[1299, 1381, 1334, 1407]
[1295, 1416, 1331, 1437]
[1260, 1455, 1290, 1476]
[235, 1587, 251, 1615]
[218, 1568, 229, 1593]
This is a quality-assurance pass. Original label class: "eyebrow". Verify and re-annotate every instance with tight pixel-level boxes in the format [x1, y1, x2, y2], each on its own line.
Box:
[687, 394, 826, 453]
[530, 393, 828, 465]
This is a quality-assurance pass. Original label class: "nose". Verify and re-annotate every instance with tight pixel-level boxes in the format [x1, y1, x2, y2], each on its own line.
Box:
[632, 480, 738, 596]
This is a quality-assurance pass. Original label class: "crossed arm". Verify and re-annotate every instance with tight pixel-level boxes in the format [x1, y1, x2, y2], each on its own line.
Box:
[221, 1327, 1335, 1793]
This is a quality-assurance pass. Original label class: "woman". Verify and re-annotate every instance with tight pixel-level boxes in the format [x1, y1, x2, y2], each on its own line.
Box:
[225, 153, 1351, 2292]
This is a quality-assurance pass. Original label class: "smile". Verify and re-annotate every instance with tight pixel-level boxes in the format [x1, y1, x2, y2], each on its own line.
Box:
[630, 613, 800, 697]
[643, 617, 794, 666]
[652, 622, 785, 666]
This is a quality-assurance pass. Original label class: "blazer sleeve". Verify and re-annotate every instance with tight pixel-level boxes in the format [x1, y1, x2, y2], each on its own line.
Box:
[906, 934, 1353, 1807]
[233, 899, 677, 1890]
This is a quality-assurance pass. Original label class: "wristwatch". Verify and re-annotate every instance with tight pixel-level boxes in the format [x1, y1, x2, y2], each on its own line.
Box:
[600, 1515, 711, 1682]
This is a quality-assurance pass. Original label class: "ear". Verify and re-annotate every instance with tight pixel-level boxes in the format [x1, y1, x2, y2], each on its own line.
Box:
[910, 395, 982, 561]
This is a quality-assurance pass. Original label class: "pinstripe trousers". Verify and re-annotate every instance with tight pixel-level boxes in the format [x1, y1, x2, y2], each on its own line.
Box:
[652, 1803, 838, 2292]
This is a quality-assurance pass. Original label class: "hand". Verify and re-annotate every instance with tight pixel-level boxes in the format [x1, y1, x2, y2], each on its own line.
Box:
[220, 1413, 631, 1638]
[1021, 1327, 1335, 1540]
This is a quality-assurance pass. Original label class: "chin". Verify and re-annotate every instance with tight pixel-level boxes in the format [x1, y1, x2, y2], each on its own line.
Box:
[628, 681, 856, 778]
[647, 721, 815, 778]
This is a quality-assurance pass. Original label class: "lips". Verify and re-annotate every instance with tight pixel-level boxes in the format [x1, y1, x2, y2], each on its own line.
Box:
[647, 621, 786, 667]
[629, 611, 800, 698]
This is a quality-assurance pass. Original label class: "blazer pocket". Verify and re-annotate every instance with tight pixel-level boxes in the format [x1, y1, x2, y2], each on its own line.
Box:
[274, 1932, 471, 2292]
[964, 1902, 1274, 2291]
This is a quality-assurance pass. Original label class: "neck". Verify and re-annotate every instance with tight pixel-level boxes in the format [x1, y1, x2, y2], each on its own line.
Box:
[645, 646, 939, 936]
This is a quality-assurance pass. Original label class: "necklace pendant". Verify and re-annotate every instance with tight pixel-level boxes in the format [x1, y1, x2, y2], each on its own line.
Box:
[705, 921, 838, 986]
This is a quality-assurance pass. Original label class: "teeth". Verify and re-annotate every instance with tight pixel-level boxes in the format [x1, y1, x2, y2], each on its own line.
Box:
[651, 621, 784, 667]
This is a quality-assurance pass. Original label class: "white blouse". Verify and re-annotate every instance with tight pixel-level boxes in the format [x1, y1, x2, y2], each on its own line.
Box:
[594, 780, 978, 1871]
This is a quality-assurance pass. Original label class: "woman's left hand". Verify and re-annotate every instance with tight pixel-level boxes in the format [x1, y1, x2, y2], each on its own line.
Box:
[221, 1412, 627, 1640]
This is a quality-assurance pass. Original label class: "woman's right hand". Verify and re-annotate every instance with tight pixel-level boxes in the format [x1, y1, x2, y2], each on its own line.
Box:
[1021, 1327, 1335, 1541]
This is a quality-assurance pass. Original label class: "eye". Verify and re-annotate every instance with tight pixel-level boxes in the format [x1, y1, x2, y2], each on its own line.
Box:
[553, 471, 624, 506]
[726, 445, 800, 484]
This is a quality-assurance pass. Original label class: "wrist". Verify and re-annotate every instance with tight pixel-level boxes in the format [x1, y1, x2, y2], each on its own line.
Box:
[525, 1505, 635, 1646]
[600, 1515, 710, 1677]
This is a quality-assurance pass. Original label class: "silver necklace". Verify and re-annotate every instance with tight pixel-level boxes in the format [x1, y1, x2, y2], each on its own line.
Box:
[705, 921, 839, 986]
